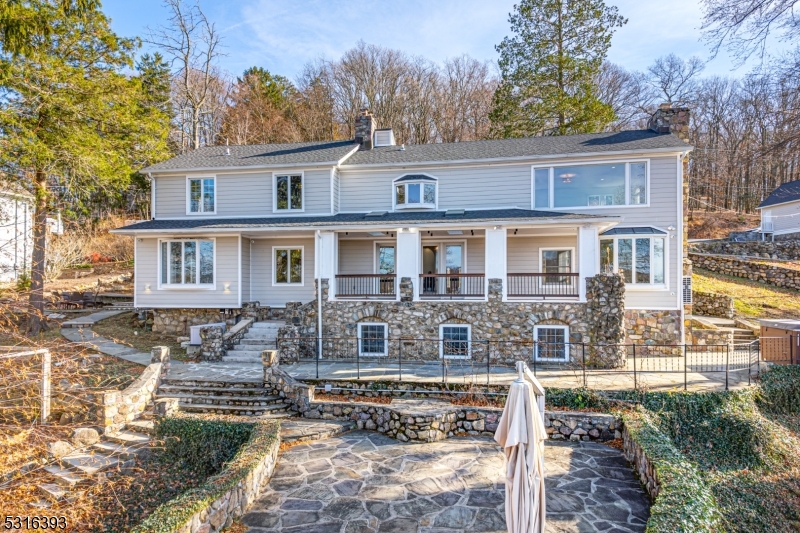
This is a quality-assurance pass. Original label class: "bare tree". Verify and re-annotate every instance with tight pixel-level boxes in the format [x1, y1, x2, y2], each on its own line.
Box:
[595, 62, 653, 130]
[646, 54, 706, 105]
[147, 0, 226, 151]
[435, 56, 496, 142]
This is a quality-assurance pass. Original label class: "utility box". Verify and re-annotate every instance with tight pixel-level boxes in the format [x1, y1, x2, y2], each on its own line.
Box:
[758, 319, 800, 364]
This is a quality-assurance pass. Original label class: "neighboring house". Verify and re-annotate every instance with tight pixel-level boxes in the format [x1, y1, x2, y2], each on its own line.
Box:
[114, 106, 693, 359]
[757, 180, 800, 240]
[0, 186, 33, 282]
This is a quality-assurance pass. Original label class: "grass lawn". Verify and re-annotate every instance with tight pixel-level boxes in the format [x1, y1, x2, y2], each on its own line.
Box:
[92, 311, 188, 361]
[693, 267, 800, 319]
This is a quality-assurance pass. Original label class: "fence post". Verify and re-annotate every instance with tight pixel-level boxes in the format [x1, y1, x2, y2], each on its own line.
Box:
[581, 343, 586, 388]
[486, 341, 491, 387]
[684, 343, 688, 391]
[315, 337, 319, 379]
[632, 344, 637, 390]
[792, 334, 795, 366]
[725, 344, 729, 391]
[442, 340, 446, 384]
[532, 342, 537, 376]
[356, 338, 360, 380]
[40, 350, 51, 424]
[398, 339, 403, 382]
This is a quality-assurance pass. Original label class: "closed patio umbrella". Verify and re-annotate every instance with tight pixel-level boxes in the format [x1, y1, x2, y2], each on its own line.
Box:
[494, 361, 546, 533]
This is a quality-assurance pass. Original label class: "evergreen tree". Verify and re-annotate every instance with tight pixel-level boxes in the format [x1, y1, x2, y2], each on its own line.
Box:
[0, 1, 169, 333]
[490, 0, 626, 137]
[240, 67, 295, 110]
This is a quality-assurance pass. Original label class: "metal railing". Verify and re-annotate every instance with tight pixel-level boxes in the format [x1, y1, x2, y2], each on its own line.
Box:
[507, 273, 580, 298]
[278, 337, 768, 391]
[419, 273, 485, 299]
[336, 274, 396, 298]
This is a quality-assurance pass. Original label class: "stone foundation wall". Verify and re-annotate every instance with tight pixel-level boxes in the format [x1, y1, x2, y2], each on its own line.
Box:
[153, 303, 284, 335]
[690, 239, 800, 260]
[624, 309, 682, 346]
[692, 291, 734, 319]
[686, 321, 733, 350]
[690, 252, 800, 290]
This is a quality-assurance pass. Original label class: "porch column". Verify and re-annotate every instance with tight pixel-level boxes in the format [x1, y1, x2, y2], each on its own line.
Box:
[396, 228, 421, 300]
[484, 227, 507, 300]
[578, 224, 599, 302]
[316, 230, 336, 300]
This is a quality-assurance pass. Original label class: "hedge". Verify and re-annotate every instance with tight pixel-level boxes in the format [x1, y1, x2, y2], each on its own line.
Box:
[130, 416, 280, 533]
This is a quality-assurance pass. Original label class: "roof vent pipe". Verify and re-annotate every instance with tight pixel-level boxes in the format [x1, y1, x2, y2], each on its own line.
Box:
[225, 147, 230, 156]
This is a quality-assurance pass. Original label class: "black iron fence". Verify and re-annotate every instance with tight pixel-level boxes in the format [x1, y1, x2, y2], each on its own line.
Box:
[335, 274, 396, 298]
[276, 336, 777, 391]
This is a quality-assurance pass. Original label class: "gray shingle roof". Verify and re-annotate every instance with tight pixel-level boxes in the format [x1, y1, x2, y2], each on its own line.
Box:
[140, 141, 358, 173]
[758, 180, 800, 208]
[115, 208, 616, 233]
[344, 130, 690, 166]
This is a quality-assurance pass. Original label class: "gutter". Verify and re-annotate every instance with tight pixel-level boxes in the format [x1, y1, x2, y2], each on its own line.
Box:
[147, 173, 155, 220]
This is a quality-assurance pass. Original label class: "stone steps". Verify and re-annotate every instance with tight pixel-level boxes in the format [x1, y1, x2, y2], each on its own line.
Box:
[156, 392, 284, 407]
[176, 402, 292, 417]
[239, 338, 277, 346]
[160, 379, 264, 389]
[43, 465, 84, 487]
[59, 452, 123, 476]
[222, 354, 265, 363]
[159, 384, 272, 396]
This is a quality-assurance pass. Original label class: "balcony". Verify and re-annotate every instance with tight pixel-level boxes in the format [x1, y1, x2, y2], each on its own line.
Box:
[507, 273, 580, 299]
[335, 274, 396, 299]
[419, 273, 485, 299]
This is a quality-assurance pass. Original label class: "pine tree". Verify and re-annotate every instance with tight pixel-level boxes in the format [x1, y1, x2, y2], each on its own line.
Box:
[0, 1, 169, 333]
[490, 0, 627, 137]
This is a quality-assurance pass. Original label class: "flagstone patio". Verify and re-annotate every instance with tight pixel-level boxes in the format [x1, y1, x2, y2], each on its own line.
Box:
[242, 431, 649, 533]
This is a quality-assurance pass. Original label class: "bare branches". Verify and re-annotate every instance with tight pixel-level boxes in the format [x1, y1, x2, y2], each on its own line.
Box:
[646, 54, 706, 105]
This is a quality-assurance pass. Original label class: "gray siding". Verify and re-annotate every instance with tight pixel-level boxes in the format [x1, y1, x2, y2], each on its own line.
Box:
[250, 237, 316, 307]
[241, 237, 250, 302]
[153, 168, 333, 219]
[333, 168, 340, 213]
[135, 236, 240, 308]
[507, 235, 577, 273]
[338, 239, 376, 274]
[764, 200, 800, 234]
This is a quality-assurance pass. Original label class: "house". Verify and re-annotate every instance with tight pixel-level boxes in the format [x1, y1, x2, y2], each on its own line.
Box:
[757, 180, 800, 240]
[113, 105, 693, 362]
[0, 185, 33, 282]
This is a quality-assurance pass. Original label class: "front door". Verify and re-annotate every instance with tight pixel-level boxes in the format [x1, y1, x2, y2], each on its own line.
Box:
[376, 244, 395, 295]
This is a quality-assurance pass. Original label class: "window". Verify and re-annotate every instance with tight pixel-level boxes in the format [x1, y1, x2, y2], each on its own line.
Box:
[600, 235, 666, 285]
[533, 161, 648, 209]
[274, 247, 303, 285]
[440, 324, 471, 359]
[541, 249, 572, 283]
[394, 175, 436, 209]
[159, 239, 214, 287]
[275, 174, 303, 211]
[358, 323, 387, 356]
[377, 245, 395, 274]
[534, 325, 569, 362]
[188, 177, 215, 214]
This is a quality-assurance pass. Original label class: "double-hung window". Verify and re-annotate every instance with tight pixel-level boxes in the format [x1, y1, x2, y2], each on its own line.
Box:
[358, 323, 388, 356]
[440, 324, 471, 359]
[394, 175, 436, 209]
[275, 174, 303, 211]
[600, 229, 666, 286]
[159, 239, 215, 287]
[534, 325, 569, 362]
[188, 177, 215, 214]
[274, 247, 303, 285]
[533, 161, 648, 209]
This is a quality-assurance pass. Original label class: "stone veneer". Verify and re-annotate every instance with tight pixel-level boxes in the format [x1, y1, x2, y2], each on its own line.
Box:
[690, 252, 800, 290]
[692, 290, 735, 319]
[690, 239, 800, 260]
[199, 319, 253, 361]
[153, 304, 285, 335]
[624, 309, 682, 346]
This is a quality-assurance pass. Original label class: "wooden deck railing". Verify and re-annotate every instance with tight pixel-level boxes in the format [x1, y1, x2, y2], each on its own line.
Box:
[507, 273, 580, 298]
[419, 273, 485, 299]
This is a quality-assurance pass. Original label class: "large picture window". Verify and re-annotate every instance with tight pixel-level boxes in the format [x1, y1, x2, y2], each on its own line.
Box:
[600, 231, 666, 286]
[533, 161, 648, 209]
[275, 174, 303, 211]
[394, 175, 437, 209]
[188, 177, 215, 214]
[358, 323, 388, 356]
[159, 239, 214, 287]
[274, 247, 303, 285]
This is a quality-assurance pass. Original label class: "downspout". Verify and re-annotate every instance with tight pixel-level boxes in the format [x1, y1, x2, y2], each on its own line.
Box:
[317, 231, 323, 361]
[147, 173, 155, 219]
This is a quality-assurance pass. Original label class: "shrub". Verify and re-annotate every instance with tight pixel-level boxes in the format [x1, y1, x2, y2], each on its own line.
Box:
[544, 387, 610, 410]
[757, 365, 800, 415]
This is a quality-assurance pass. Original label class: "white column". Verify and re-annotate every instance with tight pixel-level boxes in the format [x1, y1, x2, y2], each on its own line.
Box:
[578, 225, 599, 302]
[484, 227, 507, 299]
[316, 230, 336, 299]
[396, 228, 421, 300]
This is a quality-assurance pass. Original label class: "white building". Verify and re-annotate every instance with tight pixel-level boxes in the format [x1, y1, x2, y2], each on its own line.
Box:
[0, 186, 33, 282]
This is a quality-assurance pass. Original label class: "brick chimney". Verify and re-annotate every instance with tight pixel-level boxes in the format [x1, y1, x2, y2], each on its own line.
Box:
[354, 108, 377, 150]
[648, 103, 690, 143]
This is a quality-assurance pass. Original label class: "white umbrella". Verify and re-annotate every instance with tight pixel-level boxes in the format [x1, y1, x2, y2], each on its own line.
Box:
[494, 361, 547, 533]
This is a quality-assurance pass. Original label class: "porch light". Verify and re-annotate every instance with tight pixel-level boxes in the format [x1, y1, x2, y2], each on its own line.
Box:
[368, 232, 384, 237]
[224, 283, 231, 292]
[447, 230, 463, 235]
[144, 284, 151, 291]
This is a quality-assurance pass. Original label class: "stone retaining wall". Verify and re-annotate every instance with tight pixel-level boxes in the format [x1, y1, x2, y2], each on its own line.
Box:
[685, 319, 733, 351]
[622, 424, 660, 499]
[690, 240, 800, 260]
[692, 291, 735, 319]
[153, 304, 282, 335]
[199, 319, 253, 362]
[624, 309, 682, 346]
[101, 347, 169, 434]
[690, 252, 800, 290]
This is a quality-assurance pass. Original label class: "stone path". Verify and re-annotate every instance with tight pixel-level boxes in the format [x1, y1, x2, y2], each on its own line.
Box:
[61, 327, 153, 366]
[61, 309, 127, 328]
[242, 431, 649, 533]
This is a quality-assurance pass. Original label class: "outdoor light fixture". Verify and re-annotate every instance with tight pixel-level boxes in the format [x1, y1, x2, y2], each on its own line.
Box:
[447, 230, 463, 235]
[223, 283, 231, 292]
[667, 226, 676, 231]
[144, 284, 151, 291]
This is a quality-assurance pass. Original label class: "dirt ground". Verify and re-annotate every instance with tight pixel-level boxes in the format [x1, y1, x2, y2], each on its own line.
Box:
[688, 210, 760, 240]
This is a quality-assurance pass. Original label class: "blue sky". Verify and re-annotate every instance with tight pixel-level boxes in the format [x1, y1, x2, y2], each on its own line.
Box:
[103, 0, 787, 81]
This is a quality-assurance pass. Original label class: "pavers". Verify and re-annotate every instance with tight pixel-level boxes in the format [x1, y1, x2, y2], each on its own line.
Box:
[242, 431, 649, 533]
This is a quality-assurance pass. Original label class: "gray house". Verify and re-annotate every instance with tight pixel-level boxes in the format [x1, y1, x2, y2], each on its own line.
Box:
[114, 106, 693, 361]
[757, 180, 800, 240]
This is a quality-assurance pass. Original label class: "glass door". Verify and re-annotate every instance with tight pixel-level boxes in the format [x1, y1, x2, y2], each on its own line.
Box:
[444, 244, 463, 294]
[376, 245, 395, 295]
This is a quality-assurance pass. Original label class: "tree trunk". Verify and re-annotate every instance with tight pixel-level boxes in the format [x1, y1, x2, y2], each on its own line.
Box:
[28, 169, 49, 335]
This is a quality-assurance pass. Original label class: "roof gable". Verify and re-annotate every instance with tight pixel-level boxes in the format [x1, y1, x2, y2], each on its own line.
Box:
[759, 180, 800, 209]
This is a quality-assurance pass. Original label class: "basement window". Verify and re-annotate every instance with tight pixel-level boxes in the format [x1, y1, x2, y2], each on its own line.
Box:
[358, 323, 388, 356]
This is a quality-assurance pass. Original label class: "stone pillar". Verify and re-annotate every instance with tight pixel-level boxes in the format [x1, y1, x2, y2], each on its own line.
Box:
[242, 301, 261, 321]
[585, 273, 626, 368]
[488, 278, 503, 303]
[399, 277, 414, 302]
[199, 325, 225, 361]
[151, 346, 170, 376]
[578, 225, 599, 302]
[397, 228, 421, 300]
[316, 231, 336, 299]
[154, 397, 179, 418]
[485, 227, 507, 300]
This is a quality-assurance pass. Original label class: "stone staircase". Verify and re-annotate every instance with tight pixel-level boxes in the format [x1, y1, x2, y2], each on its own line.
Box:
[732, 327, 757, 347]
[155, 379, 293, 418]
[223, 320, 284, 364]
[36, 420, 154, 505]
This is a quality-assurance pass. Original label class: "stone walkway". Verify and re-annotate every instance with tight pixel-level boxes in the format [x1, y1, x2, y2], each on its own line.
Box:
[242, 431, 649, 533]
[61, 327, 153, 366]
[61, 309, 127, 328]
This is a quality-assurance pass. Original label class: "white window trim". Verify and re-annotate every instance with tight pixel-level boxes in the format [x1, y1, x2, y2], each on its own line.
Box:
[599, 233, 669, 289]
[393, 174, 438, 211]
[272, 171, 305, 213]
[373, 241, 396, 275]
[439, 324, 472, 360]
[419, 239, 468, 274]
[358, 322, 388, 356]
[272, 245, 304, 286]
[186, 176, 216, 215]
[533, 325, 570, 362]
[531, 159, 650, 210]
[539, 247, 575, 278]
[157, 237, 217, 290]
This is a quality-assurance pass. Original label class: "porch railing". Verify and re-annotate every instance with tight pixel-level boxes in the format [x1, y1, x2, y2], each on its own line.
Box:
[335, 274, 396, 298]
[419, 273, 485, 299]
[507, 273, 580, 298]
